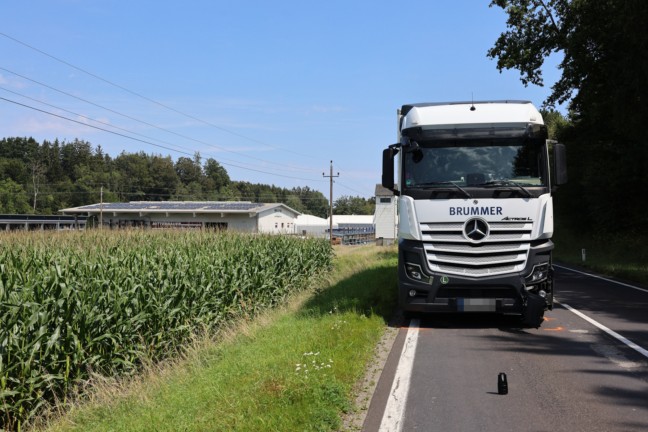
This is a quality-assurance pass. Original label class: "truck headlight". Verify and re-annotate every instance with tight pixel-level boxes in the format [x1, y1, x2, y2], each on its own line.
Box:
[525, 263, 549, 284]
[405, 262, 432, 284]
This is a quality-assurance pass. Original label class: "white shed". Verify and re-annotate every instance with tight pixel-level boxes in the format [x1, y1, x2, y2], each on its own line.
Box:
[294, 214, 331, 238]
[374, 185, 397, 245]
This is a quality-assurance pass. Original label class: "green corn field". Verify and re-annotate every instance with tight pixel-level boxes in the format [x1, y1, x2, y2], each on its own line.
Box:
[0, 230, 332, 431]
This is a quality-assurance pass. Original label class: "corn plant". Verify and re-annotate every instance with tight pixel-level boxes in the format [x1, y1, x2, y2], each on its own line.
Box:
[0, 230, 332, 431]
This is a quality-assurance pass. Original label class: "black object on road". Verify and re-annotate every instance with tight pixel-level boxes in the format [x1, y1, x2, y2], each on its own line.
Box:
[498, 373, 508, 395]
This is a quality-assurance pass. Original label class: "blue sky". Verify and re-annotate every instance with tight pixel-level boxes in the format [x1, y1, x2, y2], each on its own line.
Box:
[1, 0, 562, 200]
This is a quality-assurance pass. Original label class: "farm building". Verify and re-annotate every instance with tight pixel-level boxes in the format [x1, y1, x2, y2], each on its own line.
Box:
[58, 194, 390, 244]
[327, 214, 375, 245]
[59, 201, 300, 234]
[0, 214, 88, 231]
[295, 214, 376, 244]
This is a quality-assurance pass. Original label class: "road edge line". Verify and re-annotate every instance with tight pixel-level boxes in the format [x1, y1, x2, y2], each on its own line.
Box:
[378, 318, 420, 432]
[557, 301, 648, 359]
[554, 264, 648, 294]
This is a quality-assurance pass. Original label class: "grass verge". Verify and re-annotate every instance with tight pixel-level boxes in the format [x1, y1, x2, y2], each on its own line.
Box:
[553, 229, 648, 285]
[39, 245, 398, 432]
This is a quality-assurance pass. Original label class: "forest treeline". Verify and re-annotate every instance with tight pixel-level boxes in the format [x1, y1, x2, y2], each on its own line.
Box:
[0, 137, 374, 218]
[491, 0, 648, 237]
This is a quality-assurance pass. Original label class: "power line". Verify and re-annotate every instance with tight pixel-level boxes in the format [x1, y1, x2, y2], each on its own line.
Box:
[0, 66, 317, 174]
[1, 32, 375, 198]
[0, 86, 316, 175]
[336, 180, 372, 197]
[0, 31, 319, 161]
[0, 96, 327, 183]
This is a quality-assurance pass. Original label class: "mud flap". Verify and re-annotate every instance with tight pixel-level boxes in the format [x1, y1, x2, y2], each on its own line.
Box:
[521, 292, 545, 328]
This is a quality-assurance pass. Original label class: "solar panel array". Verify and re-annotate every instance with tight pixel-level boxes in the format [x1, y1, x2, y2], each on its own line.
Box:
[76, 202, 263, 211]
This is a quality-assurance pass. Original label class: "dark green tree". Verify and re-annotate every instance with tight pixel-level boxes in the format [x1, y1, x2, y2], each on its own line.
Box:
[114, 152, 154, 201]
[334, 195, 375, 215]
[149, 155, 179, 199]
[175, 155, 202, 186]
[292, 186, 329, 218]
[0, 158, 28, 185]
[489, 0, 648, 234]
[284, 194, 306, 213]
[60, 139, 93, 181]
[0, 179, 31, 213]
[204, 158, 230, 191]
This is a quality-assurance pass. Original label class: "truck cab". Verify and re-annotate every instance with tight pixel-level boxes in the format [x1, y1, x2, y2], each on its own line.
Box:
[382, 101, 567, 326]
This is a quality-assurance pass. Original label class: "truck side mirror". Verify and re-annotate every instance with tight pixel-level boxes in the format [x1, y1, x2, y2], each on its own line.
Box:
[553, 143, 567, 186]
[382, 148, 394, 190]
[382, 146, 399, 191]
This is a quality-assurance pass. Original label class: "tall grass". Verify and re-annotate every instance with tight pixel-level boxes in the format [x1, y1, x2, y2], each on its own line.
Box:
[0, 230, 332, 431]
[553, 229, 648, 284]
[43, 245, 398, 432]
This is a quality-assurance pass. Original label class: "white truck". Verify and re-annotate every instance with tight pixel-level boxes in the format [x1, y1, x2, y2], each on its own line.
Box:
[382, 101, 567, 327]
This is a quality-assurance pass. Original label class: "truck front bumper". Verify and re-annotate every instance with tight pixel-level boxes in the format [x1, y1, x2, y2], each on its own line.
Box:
[398, 239, 554, 314]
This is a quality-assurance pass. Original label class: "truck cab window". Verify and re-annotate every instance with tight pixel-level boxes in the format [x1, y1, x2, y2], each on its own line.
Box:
[404, 143, 544, 189]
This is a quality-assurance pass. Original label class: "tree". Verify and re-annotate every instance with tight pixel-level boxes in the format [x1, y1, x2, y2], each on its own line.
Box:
[149, 156, 179, 199]
[60, 139, 93, 181]
[489, 1, 647, 117]
[204, 158, 230, 190]
[0, 135, 355, 219]
[539, 109, 569, 140]
[29, 160, 45, 211]
[292, 186, 329, 218]
[489, 0, 648, 234]
[334, 195, 375, 215]
[284, 194, 305, 213]
[218, 185, 241, 201]
[0, 179, 31, 213]
[0, 137, 39, 162]
[42, 139, 64, 183]
[0, 158, 27, 185]
[114, 152, 154, 201]
[175, 156, 202, 186]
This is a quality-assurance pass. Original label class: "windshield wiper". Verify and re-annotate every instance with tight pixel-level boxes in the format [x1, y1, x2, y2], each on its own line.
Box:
[414, 181, 472, 198]
[478, 180, 532, 198]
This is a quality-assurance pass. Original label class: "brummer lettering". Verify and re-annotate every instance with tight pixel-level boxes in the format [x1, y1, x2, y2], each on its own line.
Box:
[449, 206, 503, 216]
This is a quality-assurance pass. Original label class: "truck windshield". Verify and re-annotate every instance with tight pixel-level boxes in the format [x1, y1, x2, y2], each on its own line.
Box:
[404, 142, 545, 189]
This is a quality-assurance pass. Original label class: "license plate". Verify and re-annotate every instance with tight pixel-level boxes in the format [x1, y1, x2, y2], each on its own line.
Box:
[458, 298, 496, 312]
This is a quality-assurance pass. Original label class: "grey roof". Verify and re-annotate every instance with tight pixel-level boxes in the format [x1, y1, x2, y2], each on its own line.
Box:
[74, 201, 260, 211]
[375, 184, 395, 196]
[60, 201, 300, 215]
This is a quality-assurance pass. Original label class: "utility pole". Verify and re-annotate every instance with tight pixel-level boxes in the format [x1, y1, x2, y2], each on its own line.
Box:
[323, 160, 339, 245]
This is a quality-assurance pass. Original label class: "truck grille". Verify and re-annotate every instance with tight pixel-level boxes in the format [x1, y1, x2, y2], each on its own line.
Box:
[420, 221, 532, 277]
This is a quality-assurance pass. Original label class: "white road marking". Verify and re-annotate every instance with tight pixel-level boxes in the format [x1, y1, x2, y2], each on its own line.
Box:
[554, 264, 648, 294]
[555, 264, 648, 359]
[379, 318, 420, 432]
[557, 301, 648, 359]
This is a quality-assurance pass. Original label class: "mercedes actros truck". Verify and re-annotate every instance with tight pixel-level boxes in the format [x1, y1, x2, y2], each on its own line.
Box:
[382, 101, 567, 327]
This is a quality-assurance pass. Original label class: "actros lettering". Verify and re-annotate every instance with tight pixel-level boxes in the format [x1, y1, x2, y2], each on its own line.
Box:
[449, 206, 503, 216]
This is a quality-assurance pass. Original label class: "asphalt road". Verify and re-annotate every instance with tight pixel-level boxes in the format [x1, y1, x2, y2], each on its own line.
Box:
[364, 265, 648, 432]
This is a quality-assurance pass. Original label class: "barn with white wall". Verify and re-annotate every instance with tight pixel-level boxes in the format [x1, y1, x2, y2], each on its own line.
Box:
[60, 201, 300, 234]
